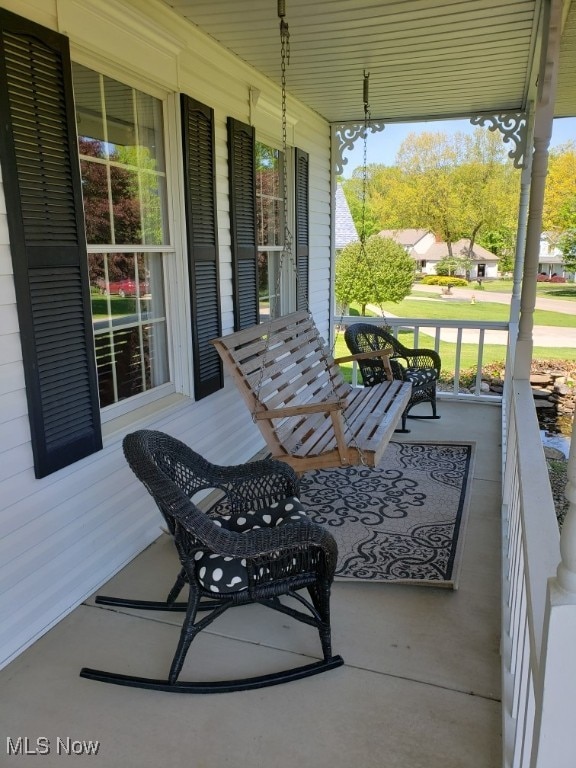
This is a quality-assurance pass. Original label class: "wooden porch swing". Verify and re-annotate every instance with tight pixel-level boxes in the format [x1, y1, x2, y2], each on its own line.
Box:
[213, 7, 411, 473]
[212, 310, 411, 472]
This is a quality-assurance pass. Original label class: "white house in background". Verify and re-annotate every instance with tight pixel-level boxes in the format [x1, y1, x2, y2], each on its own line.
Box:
[379, 229, 499, 280]
[539, 231, 570, 278]
[335, 183, 358, 252]
[379, 228, 435, 256]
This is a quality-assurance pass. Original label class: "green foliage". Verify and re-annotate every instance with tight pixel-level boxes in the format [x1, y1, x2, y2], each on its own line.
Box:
[559, 229, 576, 273]
[341, 175, 381, 239]
[479, 228, 516, 274]
[435, 254, 472, 277]
[335, 235, 415, 314]
[420, 275, 468, 287]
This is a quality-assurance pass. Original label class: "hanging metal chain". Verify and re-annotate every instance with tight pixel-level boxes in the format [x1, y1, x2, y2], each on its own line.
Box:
[278, 0, 295, 306]
[359, 70, 385, 317]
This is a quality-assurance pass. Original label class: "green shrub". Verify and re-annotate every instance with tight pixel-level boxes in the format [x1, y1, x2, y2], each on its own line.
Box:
[421, 275, 468, 287]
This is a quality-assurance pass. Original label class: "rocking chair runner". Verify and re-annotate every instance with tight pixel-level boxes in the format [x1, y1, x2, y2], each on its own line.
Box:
[212, 310, 412, 472]
[344, 323, 441, 433]
[80, 429, 343, 693]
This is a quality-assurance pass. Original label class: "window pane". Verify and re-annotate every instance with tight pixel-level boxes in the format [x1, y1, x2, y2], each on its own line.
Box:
[256, 143, 284, 248]
[110, 166, 142, 244]
[74, 67, 171, 409]
[73, 63, 106, 159]
[80, 159, 111, 244]
[90, 252, 168, 407]
[136, 91, 165, 172]
[74, 68, 169, 247]
[104, 76, 137, 156]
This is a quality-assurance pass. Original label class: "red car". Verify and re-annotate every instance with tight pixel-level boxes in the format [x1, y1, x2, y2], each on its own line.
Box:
[97, 278, 149, 297]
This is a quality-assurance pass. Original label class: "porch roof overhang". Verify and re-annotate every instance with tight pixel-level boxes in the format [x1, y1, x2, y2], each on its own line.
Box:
[160, 0, 576, 125]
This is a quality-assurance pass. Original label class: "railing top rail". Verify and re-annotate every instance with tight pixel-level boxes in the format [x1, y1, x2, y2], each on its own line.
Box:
[335, 315, 509, 331]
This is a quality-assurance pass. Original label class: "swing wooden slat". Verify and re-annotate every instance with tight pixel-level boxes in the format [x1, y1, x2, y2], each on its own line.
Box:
[211, 310, 412, 472]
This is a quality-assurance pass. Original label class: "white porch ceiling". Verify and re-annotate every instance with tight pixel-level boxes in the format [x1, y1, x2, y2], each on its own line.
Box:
[162, 0, 576, 124]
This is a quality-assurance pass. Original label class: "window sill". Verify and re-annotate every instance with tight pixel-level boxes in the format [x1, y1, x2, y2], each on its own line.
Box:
[101, 393, 191, 444]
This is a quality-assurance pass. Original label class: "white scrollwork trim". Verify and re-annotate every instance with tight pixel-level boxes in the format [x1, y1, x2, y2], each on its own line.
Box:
[470, 113, 527, 169]
[333, 122, 386, 175]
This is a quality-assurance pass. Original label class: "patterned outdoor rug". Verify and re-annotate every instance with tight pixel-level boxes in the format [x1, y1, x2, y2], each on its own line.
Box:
[299, 442, 475, 588]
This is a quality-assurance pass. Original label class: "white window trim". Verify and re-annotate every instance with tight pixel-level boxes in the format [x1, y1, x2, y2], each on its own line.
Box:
[256, 137, 296, 316]
[72, 64, 194, 426]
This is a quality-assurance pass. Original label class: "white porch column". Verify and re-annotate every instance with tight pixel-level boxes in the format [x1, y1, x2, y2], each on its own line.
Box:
[514, 0, 562, 381]
[514, 129, 553, 379]
[510, 106, 535, 325]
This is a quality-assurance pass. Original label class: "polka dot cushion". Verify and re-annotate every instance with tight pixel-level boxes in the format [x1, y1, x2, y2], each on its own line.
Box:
[404, 367, 437, 386]
[195, 497, 307, 594]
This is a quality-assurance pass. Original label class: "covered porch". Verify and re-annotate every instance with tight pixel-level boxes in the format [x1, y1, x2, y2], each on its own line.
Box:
[0, 400, 502, 768]
[0, 1, 575, 766]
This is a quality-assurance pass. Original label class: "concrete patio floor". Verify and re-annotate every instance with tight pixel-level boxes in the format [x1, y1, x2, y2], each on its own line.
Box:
[0, 400, 502, 768]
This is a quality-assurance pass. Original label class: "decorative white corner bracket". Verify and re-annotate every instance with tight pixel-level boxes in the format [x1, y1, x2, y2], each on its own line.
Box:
[333, 112, 528, 174]
[470, 112, 528, 169]
[332, 122, 386, 176]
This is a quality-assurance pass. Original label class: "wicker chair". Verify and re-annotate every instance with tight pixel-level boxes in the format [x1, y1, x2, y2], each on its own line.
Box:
[344, 323, 441, 433]
[80, 429, 343, 693]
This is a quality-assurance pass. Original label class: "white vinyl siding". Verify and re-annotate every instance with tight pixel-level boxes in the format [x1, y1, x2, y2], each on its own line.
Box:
[0, 0, 332, 669]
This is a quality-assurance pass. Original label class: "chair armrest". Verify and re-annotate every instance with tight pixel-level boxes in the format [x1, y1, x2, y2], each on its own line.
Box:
[403, 349, 441, 373]
[179, 510, 338, 568]
[201, 458, 300, 512]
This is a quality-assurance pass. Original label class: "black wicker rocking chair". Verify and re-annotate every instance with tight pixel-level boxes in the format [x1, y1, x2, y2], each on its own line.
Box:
[344, 323, 441, 433]
[80, 430, 343, 693]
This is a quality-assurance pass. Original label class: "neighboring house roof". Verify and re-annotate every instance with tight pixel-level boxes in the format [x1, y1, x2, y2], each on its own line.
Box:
[335, 184, 358, 249]
[378, 230, 499, 262]
[379, 228, 430, 247]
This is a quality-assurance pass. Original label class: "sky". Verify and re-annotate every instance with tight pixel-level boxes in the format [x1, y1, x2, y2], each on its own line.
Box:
[340, 116, 576, 178]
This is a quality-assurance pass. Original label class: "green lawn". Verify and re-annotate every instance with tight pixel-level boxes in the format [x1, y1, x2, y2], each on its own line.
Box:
[91, 294, 139, 320]
[474, 280, 576, 301]
[376, 296, 576, 327]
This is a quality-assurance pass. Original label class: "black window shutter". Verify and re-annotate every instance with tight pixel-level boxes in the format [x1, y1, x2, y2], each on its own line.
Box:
[227, 117, 259, 330]
[294, 148, 310, 311]
[0, 9, 101, 478]
[181, 95, 223, 400]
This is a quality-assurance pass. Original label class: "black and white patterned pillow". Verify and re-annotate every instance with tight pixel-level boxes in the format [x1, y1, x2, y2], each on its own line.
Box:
[194, 497, 307, 594]
[404, 367, 437, 386]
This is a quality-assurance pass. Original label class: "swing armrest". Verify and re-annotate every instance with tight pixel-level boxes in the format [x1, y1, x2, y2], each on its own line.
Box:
[254, 398, 345, 420]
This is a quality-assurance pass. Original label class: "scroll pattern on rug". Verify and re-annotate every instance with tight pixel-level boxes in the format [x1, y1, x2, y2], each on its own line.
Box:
[299, 442, 474, 587]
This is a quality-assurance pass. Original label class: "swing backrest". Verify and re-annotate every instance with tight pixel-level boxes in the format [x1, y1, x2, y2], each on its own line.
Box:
[212, 310, 350, 419]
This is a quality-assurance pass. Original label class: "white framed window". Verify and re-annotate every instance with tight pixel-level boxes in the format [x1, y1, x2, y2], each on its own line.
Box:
[72, 63, 176, 416]
[256, 141, 295, 319]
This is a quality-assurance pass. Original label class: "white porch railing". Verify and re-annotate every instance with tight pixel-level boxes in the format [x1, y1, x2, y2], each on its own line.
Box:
[501, 379, 561, 767]
[335, 315, 509, 400]
[338, 313, 576, 766]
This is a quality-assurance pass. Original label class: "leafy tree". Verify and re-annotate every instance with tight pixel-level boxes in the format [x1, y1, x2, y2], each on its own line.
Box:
[435, 254, 472, 277]
[342, 128, 520, 267]
[543, 143, 576, 234]
[479, 228, 516, 275]
[335, 235, 415, 315]
[341, 166, 393, 238]
[394, 128, 519, 256]
[559, 229, 576, 274]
